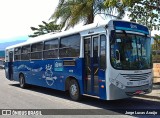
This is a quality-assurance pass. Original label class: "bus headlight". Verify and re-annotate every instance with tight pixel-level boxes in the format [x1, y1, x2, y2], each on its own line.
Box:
[110, 78, 126, 89]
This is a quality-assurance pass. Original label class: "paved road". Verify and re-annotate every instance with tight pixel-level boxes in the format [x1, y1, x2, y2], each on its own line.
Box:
[0, 70, 160, 117]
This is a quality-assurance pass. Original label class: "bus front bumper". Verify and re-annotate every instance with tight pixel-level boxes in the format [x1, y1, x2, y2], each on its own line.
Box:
[108, 83, 152, 100]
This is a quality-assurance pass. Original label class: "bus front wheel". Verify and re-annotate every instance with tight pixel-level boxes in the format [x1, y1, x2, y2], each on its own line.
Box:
[69, 79, 81, 101]
[19, 74, 26, 88]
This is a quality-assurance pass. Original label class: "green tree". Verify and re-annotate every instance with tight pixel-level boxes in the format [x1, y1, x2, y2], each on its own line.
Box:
[50, 0, 106, 30]
[152, 34, 160, 62]
[152, 34, 160, 50]
[51, 0, 132, 29]
[29, 21, 61, 37]
[50, 0, 160, 31]
[103, 0, 132, 19]
[128, 0, 160, 31]
[104, 0, 160, 31]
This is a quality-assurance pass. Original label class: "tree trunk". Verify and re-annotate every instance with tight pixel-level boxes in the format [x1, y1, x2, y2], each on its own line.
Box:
[86, 3, 94, 24]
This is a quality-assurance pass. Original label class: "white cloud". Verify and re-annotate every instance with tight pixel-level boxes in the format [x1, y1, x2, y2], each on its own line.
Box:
[0, 0, 58, 41]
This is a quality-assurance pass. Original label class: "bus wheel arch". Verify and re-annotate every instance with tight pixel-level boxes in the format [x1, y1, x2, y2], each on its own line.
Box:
[19, 73, 26, 88]
[65, 76, 81, 101]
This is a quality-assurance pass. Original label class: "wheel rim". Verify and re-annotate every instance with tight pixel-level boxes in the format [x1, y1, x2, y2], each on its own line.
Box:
[70, 84, 77, 96]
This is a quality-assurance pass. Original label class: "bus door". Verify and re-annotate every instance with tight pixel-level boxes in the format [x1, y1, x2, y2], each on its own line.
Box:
[84, 35, 101, 96]
[9, 51, 13, 80]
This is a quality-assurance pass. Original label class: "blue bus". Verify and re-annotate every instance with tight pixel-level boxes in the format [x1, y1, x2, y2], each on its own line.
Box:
[5, 20, 153, 101]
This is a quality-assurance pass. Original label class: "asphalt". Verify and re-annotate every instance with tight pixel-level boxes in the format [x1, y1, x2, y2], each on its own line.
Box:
[1, 68, 160, 101]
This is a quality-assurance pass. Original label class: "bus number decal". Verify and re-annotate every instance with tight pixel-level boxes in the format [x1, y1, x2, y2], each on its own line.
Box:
[54, 60, 63, 71]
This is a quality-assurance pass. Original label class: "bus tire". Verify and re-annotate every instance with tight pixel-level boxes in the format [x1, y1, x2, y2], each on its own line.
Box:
[69, 79, 81, 101]
[19, 74, 26, 88]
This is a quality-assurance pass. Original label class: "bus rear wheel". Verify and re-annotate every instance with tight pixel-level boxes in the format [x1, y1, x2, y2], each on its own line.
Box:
[19, 74, 26, 88]
[69, 79, 81, 101]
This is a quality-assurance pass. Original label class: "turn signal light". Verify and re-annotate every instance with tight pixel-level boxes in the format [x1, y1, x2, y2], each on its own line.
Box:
[101, 85, 104, 88]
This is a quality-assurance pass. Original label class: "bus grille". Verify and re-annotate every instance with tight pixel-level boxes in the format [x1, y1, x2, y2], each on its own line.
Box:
[121, 72, 151, 81]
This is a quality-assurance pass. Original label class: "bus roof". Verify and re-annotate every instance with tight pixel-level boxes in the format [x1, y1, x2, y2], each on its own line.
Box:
[5, 19, 149, 50]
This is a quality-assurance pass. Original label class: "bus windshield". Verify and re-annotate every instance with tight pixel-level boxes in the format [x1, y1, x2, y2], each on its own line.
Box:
[110, 31, 152, 70]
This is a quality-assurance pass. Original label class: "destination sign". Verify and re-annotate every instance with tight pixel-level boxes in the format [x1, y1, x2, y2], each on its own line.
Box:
[113, 21, 149, 35]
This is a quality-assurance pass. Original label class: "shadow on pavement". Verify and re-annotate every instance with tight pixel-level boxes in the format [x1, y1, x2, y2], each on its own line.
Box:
[9, 83, 160, 116]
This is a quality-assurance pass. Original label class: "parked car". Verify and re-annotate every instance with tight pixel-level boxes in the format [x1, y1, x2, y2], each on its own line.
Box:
[0, 64, 4, 69]
[0, 59, 4, 69]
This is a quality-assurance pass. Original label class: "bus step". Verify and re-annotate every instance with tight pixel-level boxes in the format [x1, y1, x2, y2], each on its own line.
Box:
[83, 94, 100, 99]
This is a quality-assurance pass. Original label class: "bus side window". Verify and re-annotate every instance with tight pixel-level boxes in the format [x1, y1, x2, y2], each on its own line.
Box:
[100, 34, 106, 70]
[31, 42, 43, 59]
[21, 45, 30, 60]
[59, 34, 80, 58]
[14, 47, 21, 61]
[44, 39, 58, 59]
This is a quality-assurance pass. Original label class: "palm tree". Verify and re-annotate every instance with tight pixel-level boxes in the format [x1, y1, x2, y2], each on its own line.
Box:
[50, 0, 160, 31]
[50, 0, 106, 30]
[50, 0, 134, 30]
[29, 21, 61, 37]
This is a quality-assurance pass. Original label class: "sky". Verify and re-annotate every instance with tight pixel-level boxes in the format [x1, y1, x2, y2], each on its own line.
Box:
[0, 0, 59, 43]
[0, 0, 159, 44]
